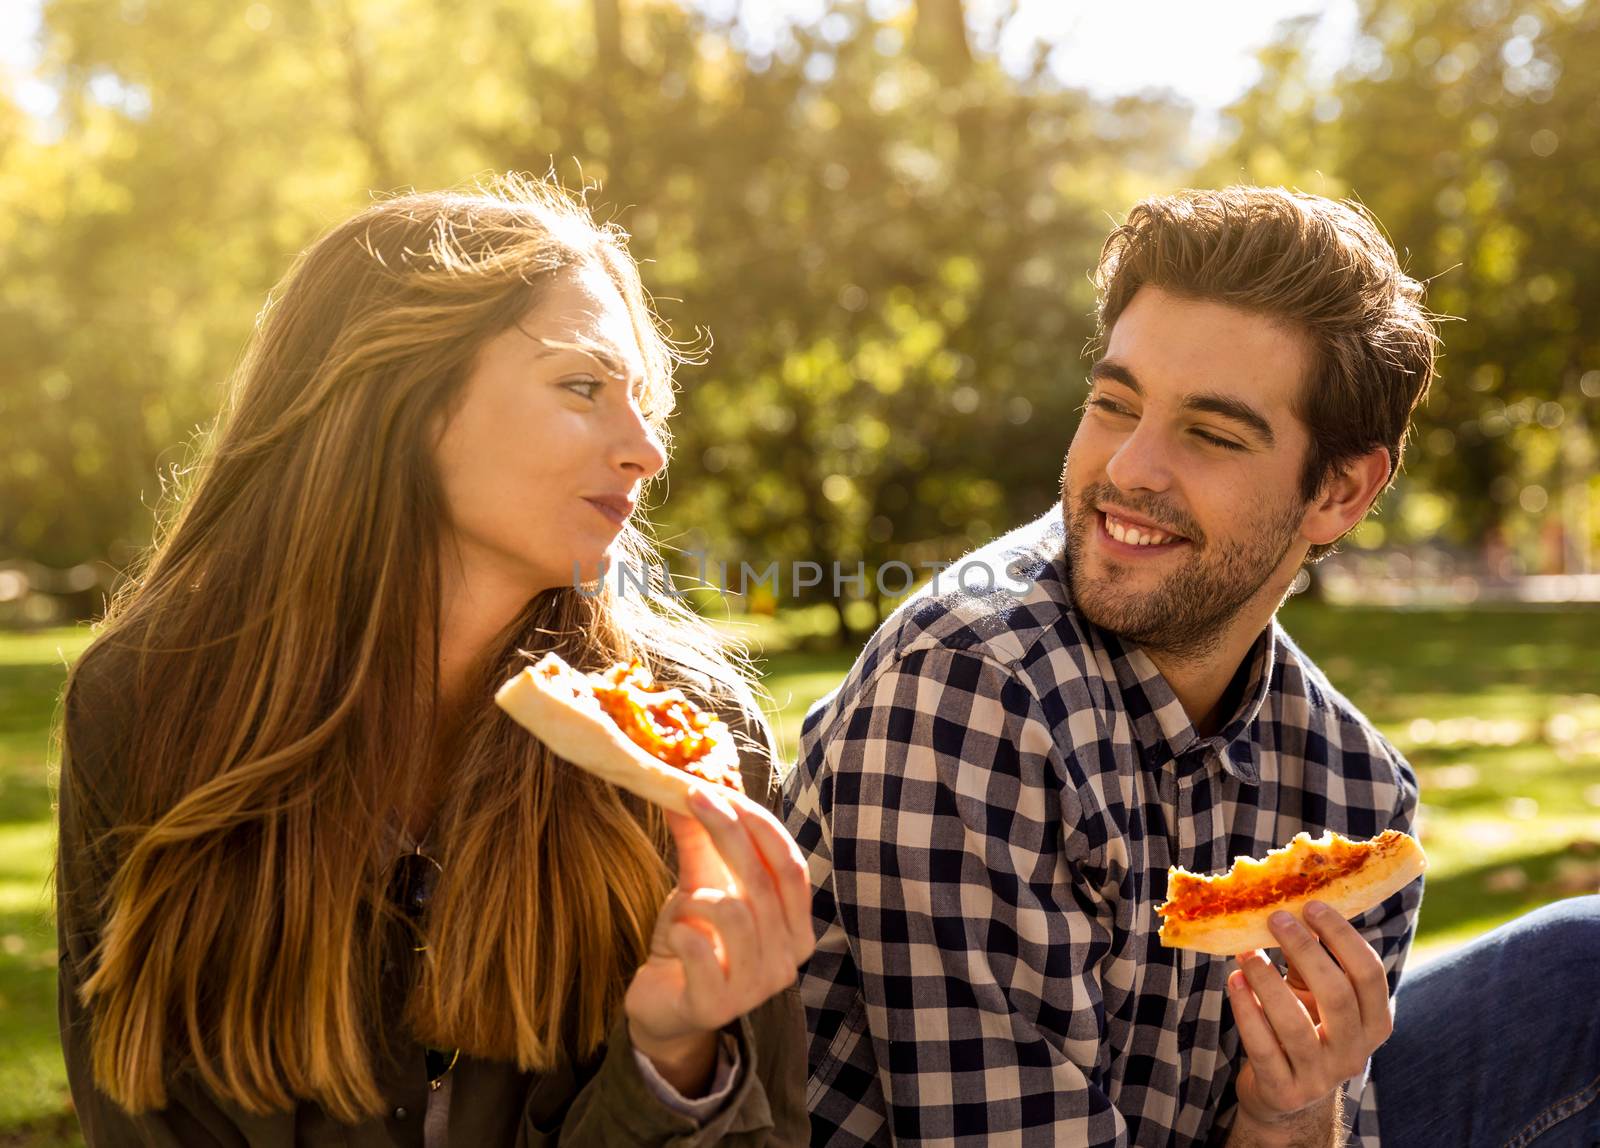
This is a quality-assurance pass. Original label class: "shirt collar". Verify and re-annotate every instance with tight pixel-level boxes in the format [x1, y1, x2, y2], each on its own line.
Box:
[1096, 620, 1278, 783]
[1041, 515, 1278, 782]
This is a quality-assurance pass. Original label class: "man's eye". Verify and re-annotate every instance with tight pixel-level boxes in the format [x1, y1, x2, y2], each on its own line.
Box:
[1193, 429, 1245, 451]
[561, 376, 603, 400]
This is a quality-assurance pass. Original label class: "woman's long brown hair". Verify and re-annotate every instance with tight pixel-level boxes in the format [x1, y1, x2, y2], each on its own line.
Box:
[59, 174, 770, 1121]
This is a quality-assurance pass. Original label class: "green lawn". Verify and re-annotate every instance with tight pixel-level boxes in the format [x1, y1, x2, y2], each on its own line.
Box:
[2, 606, 1598, 1143]
[0, 628, 91, 1148]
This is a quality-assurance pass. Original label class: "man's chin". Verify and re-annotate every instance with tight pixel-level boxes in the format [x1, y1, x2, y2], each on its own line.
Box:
[1069, 584, 1142, 636]
[1068, 570, 1185, 643]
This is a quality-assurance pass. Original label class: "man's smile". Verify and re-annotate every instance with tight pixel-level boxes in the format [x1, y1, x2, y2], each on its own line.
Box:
[1096, 508, 1191, 555]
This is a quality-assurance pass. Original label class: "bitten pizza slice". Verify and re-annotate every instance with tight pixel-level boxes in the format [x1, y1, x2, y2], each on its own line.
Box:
[1156, 830, 1426, 954]
[495, 652, 744, 815]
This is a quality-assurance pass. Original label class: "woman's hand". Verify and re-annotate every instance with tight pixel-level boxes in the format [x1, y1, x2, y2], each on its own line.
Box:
[624, 784, 815, 1096]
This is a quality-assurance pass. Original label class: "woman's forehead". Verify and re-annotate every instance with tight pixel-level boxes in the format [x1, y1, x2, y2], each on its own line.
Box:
[521, 264, 649, 378]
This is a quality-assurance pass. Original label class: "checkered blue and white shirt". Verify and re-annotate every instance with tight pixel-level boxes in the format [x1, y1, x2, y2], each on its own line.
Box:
[783, 508, 1421, 1147]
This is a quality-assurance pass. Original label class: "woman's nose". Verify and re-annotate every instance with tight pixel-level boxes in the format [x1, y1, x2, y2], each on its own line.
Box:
[616, 404, 667, 479]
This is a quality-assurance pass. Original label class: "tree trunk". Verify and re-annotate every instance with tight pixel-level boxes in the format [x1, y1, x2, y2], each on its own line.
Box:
[914, 0, 973, 84]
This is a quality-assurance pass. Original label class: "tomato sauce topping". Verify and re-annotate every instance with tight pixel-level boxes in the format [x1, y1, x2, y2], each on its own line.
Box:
[589, 660, 744, 792]
[1160, 837, 1371, 922]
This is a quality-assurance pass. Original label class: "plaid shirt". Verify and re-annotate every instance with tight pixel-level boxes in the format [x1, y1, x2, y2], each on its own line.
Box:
[783, 509, 1421, 1147]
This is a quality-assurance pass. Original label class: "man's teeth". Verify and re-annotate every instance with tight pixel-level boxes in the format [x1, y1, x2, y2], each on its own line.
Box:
[1105, 513, 1177, 546]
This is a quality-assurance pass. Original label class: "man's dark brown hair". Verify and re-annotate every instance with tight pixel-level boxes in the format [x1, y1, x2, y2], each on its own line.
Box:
[1093, 186, 1438, 560]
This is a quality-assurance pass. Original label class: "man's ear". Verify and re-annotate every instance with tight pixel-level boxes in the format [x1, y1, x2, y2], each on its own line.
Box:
[1301, 446, 1392, 548]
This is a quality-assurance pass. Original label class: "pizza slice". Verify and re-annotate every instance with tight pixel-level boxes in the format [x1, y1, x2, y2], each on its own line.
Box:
[494, 652, 744, 815]
[1156, 829, 1426, 954]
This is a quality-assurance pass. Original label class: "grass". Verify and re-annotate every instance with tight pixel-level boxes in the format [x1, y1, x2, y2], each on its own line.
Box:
[0, 627, 90, 1147]
[756, 603, 1600, 961]
[2, 605, 1598, 1143]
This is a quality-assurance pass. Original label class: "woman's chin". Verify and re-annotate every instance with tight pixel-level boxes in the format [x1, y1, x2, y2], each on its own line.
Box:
[567, 546, 622, 591]
[529, 533, 628, 595]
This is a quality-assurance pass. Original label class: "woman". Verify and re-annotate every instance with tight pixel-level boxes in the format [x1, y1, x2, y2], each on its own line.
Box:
[56, 174, 812, 1145]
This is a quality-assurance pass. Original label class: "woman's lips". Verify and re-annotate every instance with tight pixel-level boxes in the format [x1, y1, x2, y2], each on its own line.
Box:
[583, 496, 634, 527]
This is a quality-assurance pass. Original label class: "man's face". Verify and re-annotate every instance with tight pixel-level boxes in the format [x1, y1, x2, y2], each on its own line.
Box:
[1062, 287, 1316, 659]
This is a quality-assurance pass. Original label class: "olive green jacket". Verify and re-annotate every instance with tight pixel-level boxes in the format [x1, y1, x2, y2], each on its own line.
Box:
[56, 653, 808, 1147]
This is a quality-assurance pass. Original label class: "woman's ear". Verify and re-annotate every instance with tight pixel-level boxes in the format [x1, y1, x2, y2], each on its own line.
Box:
[1301, 446, 1392, 548]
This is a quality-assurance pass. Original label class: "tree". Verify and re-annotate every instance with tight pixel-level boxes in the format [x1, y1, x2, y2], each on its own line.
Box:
[1214, 0, 1600, 564]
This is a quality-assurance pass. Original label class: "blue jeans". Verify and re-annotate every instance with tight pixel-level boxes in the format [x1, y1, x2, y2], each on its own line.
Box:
[1372, 895, 1600, 1147]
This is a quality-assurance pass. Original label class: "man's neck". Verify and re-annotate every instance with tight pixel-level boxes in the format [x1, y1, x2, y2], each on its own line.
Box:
[1142, 614, 1274, 739]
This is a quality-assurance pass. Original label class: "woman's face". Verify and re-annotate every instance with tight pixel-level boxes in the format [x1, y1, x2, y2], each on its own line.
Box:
[433, 262, 668, 596]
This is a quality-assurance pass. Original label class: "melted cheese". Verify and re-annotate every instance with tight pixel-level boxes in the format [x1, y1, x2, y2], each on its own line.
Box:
[1158, 831, 1389, 922]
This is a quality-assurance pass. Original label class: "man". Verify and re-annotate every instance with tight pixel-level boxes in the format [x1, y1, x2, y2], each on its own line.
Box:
[783, 187, 1434, 1147]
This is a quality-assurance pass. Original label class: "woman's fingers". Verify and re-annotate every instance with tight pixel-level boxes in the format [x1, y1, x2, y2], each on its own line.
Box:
[673, 889, 757, 975]
[685, 787, 763, 889]
[718, 792, 816, 964]
[671, 887, 796, 1010]
[685, 787, 811, 963]
[664, 808, 733, 894]
[667, 921, 731, 1027]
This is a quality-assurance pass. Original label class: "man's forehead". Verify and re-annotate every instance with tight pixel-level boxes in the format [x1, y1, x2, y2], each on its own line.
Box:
[1102, 287, 1311, 411]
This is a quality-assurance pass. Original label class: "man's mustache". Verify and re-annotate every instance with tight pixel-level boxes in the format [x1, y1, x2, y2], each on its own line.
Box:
[1074, 482, 1206, 546]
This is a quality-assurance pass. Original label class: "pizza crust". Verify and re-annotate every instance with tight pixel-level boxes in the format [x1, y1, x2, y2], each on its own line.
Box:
[1157, 830, 1426, 955]
[495, 652, 740, 816]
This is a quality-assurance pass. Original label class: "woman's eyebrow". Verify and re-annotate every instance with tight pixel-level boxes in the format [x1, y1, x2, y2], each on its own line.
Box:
[532, 339, 642, 387]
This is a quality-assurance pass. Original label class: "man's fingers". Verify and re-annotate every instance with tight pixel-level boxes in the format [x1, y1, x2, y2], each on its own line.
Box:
[1227, 965, 1293, 1093]
[1304, 901, 1393, 1044]
[1237, 948, 1321, 1071]
[1268, 909, 1361, 1047]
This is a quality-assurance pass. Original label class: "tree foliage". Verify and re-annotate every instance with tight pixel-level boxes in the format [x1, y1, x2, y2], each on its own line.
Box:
[5, 0, 1594, 621]
[1213, 0, 1600, 557]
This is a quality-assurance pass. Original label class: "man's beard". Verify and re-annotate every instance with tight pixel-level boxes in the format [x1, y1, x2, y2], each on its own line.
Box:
[1063, 481, 1305, 661]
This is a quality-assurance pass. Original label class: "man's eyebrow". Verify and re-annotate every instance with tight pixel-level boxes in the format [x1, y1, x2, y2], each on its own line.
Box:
[1091, 358, 1276, 446]
[1182, 392, 1276, 446]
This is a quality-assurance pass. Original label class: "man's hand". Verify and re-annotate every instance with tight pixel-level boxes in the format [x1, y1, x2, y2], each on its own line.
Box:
[1225, 900, 1393, 1143]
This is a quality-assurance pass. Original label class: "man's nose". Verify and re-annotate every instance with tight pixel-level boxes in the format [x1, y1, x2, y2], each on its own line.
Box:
[1103, 422, 1173, 494]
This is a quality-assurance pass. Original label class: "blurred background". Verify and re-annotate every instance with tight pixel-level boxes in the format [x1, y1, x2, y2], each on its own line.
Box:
[1, 0, 1598, 1141]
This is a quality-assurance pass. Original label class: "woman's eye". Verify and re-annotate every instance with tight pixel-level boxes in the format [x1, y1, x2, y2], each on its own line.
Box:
[561, 376, 603, 401]
[1087, 396, 1133, 417]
